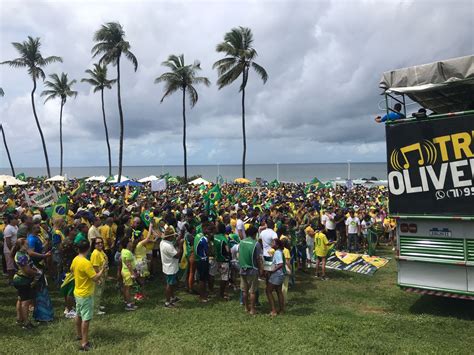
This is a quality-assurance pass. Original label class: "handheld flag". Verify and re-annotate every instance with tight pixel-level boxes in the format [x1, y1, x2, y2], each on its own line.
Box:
[129, 188, 139, 201]
[204, 185, 222, 204]
[140, 210, 152, 227]
[269, 179, 280, 188]
[71, 180, 85, 196]
[16, 173, 26, 181]
[52, 195, 68, 219]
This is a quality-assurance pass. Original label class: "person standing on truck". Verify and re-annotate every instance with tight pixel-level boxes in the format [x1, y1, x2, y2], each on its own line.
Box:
[375, 103, 405, 123]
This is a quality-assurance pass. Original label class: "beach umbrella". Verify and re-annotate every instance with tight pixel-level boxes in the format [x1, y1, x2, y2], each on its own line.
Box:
[85, 175, 107, 183]
[138, 175, 159, 183]
[114, 180, 143, 187]
[45, 175, 66, 182]
[188, 177, 210, 185]
[106, 175, 130, 183]
[0, 175, 27, 186]
[234, 177, 250, 184]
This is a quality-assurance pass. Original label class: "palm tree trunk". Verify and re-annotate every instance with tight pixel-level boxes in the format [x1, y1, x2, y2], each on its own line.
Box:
[31, 78, 51, 178]
[241, 72, 247, 178]
[59, 100, 64, 176]
[182, 87, 187, 182]
[116, 56, 124, 182]
[0, 125, 15, 176]
[101, 89, 112, 177]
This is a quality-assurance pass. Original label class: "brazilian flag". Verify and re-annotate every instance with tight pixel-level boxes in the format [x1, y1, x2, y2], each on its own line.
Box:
[52, 195, 68, 219]
[310, 177, 322, 185]
[141, 210, 152, 227]
[269, 179, 280, 188]
[129, 188, 139, 201]
[71, 179, 85, 196]
[16, 173, 26, 181]
[204, 185, 222, 204]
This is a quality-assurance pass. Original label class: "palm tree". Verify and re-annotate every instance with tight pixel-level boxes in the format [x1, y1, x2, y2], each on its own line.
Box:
[155, 55, 210, 182]
[0, 124, 15, 176]
[92, 22, 138, 182]
[213, 27, 268, 178]
[41, 73, 77, 176]
[81, 64, 116, 177]
[0, 88, 16, 176]
[1, 36, 62, 178]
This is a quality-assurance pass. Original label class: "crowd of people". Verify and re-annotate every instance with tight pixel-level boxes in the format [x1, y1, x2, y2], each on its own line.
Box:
[0, 179, 394, 351]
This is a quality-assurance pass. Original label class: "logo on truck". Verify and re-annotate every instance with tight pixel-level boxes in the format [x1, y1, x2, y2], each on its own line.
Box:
[388, 131, 474, 196]
[386, 116, 474, 216]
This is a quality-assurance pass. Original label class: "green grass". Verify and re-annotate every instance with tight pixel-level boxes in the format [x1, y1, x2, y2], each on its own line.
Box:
[1, 247, 473, 354]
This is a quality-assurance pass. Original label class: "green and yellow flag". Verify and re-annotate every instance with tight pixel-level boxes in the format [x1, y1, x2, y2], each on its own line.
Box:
[204, 184, 222, 204]
[140, 210, 152, 227]
[52, 195, 68, 219]
[71, 180, 85, 196]
[16, 173, 26, 181]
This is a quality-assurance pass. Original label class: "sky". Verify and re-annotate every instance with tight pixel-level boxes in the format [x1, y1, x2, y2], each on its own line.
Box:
[0, 0, 473, 169]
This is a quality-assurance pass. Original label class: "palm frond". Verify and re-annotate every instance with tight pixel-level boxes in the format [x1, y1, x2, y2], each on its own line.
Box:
[160, 82, 181, 103]
[187, 85, 199, 107]
[193, 76, 211, 87]
[251, 62, 268, 84]
[216, 63, 245, 90]
[154, 72, 181, 85]
[124, 50, 138, 71]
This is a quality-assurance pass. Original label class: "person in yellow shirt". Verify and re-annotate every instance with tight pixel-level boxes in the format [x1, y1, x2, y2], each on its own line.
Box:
[99, 217, 114, 264]
[90, 237, 108, 315]
[70, 240, 105, 351]
[314, 225, 333, 280]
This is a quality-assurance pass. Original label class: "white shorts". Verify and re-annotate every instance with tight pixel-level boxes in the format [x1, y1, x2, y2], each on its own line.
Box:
[209, 259, 218, 277]
[216, 262, 230, 281]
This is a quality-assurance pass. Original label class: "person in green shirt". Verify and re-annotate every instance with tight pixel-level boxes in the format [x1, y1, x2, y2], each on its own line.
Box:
[238, 226, 263, 315]
[74, 223, 89, 245]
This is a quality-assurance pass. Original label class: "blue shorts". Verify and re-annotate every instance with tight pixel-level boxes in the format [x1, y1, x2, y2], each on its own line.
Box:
[165, 273, 178, 286]
[269, 272, 284, 286]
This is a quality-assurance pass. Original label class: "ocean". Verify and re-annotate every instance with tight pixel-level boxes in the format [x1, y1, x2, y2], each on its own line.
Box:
[0, 163, 387, 183]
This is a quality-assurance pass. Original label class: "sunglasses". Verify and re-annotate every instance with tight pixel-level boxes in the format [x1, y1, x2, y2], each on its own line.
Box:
[96, 242, 104, 244]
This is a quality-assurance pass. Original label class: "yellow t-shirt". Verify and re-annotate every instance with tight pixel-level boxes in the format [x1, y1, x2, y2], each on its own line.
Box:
[314, 232, 330, 257]
[135, 240, 148, 261]
[71, 255, 96, 297]
[90, 249, 107, 269]
[283, 247, 291, 260]
[230, 218, 237, 232]
[6, 198, 15, 208]
[99, 225, 112, 250]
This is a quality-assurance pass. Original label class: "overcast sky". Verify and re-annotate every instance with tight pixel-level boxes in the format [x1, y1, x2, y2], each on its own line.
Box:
[0, 0, 472, 168]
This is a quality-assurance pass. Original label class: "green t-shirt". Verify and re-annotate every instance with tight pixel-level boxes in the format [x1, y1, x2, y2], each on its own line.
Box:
[213, 234, 229, 262]
[74, 232, 86, 245]
[239, 238, 257, 269]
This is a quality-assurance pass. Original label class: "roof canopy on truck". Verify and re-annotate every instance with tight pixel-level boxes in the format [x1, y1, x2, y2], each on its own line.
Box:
[379, 55, 474, 114]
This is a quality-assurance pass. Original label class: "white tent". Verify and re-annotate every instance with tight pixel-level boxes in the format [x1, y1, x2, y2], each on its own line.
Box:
[188, 177, 210, 185]
[138, 175, 159, 183]
[0, 175, 27, 186]
[45, 175, 66, 182]
[86, 175, 107, 183]
[107, 175, 130, 183]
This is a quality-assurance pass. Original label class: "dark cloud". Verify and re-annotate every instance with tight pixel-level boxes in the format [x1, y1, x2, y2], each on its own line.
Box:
[0, 0, 472, 167]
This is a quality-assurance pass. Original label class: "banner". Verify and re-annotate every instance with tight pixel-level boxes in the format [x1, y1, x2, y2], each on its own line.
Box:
[24, 186, 58, 207]
[325, 252, 390, 276]
[386, 114, 474, 216]
[151, 178, 167, 192]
